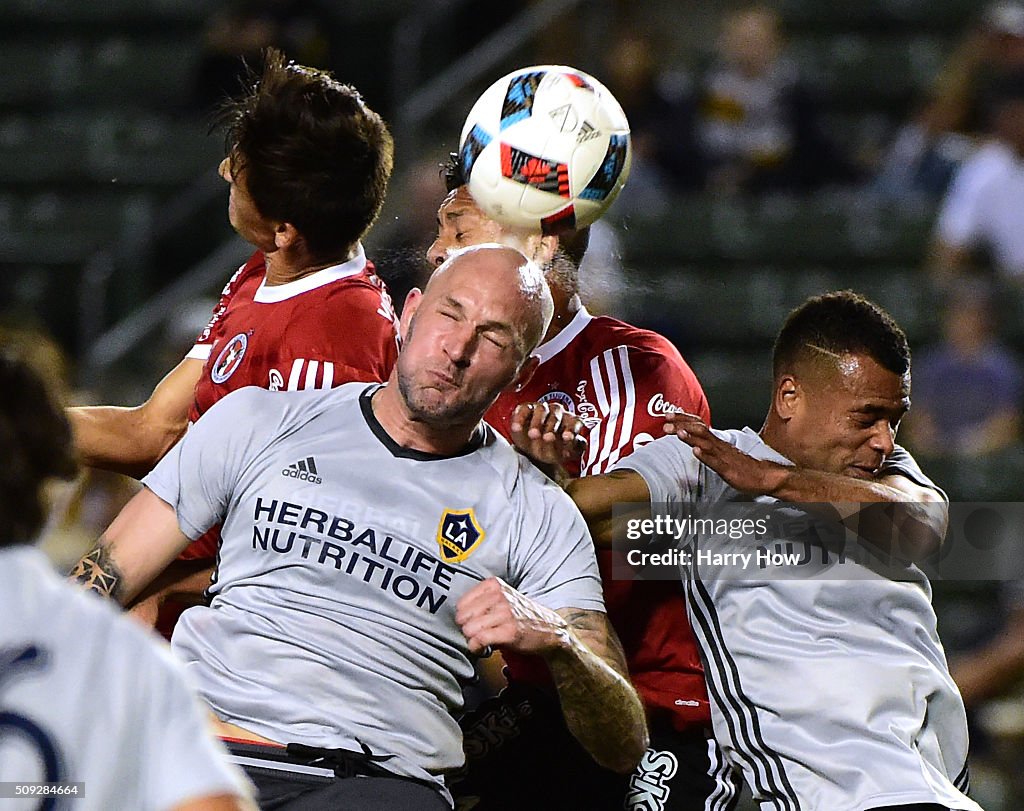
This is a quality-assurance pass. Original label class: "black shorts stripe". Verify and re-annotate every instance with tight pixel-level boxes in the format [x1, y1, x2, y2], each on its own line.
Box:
[686, 564, 802, 810]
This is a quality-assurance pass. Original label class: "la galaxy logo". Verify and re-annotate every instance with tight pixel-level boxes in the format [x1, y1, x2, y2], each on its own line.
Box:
[211, 332, 248, 384]
[437, 509, 485, 563]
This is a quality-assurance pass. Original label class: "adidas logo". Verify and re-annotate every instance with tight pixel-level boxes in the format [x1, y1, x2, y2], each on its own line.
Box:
[281, 456, 322, 484]
[576, 121, 601, 144]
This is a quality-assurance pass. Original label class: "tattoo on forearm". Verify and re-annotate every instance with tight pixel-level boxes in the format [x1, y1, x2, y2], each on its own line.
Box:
[70, 543, 125, 602]
[547, 609, 648, 772]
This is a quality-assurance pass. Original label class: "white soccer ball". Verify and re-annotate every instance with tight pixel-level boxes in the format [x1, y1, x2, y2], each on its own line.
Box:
[458, 65, 632, 234]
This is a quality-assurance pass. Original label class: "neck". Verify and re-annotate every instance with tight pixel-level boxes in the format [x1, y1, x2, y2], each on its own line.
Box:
[542, 293, 583, 344]
[263, 244, 359, 286]
[370, 382, 480, 456]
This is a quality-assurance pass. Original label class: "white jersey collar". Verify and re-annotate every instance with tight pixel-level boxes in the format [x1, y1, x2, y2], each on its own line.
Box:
[253, 243, 366, 303]
[533, 305, 593, 364]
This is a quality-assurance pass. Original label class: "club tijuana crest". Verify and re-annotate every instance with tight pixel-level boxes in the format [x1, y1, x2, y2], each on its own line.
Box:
[211, 333, 248, 384]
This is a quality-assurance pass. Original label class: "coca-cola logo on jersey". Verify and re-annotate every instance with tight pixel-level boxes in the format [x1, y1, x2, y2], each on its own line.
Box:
[647, 393, 686, 418]
[575, 380, 600, 428]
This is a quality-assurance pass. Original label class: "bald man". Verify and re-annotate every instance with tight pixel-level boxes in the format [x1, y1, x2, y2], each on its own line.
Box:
[72, 244, 647, 810]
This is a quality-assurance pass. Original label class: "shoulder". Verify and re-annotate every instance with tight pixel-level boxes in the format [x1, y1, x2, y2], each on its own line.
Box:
[581, 317, 707, 410]
[583, 316, 682, 355]
[583, 317, 698, 377]
[306, 272, 397, 326]
[198, 382, 367, 442]
[880, 444, 945, 498]
[475, 430, 579, 510]
[510, 450, 587, 521]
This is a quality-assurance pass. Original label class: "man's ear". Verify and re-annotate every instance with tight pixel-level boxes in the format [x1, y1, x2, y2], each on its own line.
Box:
[511, 354, 540, 393]
[521, 233, 559, 265]
[399, 289, 423, 341]
[274, 222, 300, 251]
[774, 374, 801, 422]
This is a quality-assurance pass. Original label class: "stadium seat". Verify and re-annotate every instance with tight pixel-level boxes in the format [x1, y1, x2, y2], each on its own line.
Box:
[85, 114, 221, 186]
[687, 349, 773, 430]
[790, 34, 946, 113]
[777, 0, 977, 33]
[0, 113, 90, 185]
[4, 0, 208, 27]
[71, 37, 201, 108]
[0, 42, 66, 108]
[0, 191, 155, 265]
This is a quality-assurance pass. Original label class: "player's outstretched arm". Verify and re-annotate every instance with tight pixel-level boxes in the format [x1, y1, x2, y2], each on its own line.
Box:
[70, 487, 192, 605]
[666, 414, 947, 561]
[566, 469, 652, 548]
[69, 357, 203, 478]
[456, 577, 648, 773]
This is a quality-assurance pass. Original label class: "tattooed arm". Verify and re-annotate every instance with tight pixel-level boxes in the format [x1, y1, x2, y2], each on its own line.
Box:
[70, 487, 193, 606]
[547, 607, 648, 773]
[456, 578, 648, 773]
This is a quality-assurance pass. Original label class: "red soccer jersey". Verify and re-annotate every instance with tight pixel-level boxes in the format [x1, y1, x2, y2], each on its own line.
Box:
[487, 307, 712, 731]
[182, 247, 399, 560]
[188, 248, 399, 421]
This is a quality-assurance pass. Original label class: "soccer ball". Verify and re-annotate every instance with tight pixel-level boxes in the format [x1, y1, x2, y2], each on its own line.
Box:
[458, 65, 632, 234]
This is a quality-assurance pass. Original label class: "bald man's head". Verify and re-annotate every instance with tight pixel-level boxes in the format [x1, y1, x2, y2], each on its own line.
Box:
[424, 243, 554, 357]
[395, 244, 552, 429]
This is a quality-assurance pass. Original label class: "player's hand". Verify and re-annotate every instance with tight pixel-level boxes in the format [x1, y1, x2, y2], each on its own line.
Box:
[666, 413, 786, 495]
[510, 401, 586, 467]
[456, 577, 570, 658]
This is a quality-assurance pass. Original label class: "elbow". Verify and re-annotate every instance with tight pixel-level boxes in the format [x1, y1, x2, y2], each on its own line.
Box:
[597, 722, 649, 774]
[901, 490, 949, 562]
[128, 413, 188, 476]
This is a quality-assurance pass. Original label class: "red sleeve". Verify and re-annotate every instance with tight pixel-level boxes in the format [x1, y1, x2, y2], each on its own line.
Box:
[581, 342, 709, 476]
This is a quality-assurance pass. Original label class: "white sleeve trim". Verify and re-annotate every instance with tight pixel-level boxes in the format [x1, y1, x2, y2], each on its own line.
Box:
[187, 344, 212, 361]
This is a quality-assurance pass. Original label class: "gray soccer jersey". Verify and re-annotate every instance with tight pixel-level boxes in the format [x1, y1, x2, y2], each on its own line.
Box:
[143, 382, 603, 796]
[615, 429, 981, 811]
[0, 546, 252, 811]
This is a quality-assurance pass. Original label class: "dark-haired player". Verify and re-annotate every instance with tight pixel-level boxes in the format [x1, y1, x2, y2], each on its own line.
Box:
[570, 291, 979, 811]
[428, 162, 733, 810]
[69, 49, 399, 626]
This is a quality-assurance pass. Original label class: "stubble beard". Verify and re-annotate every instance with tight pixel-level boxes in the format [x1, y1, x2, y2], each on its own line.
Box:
[396, 352, 490, 429]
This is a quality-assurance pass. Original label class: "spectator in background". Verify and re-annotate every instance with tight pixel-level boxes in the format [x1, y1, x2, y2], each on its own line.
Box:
[604, 11, 854, 199]
[601, 30, 701, 204]
[875, 1, 1024, 200]
[952, 581, 1024, 710]
[669, 6, 854, 194]
[930, 71, 1024, 283]
[902, 283, 1023, 458]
